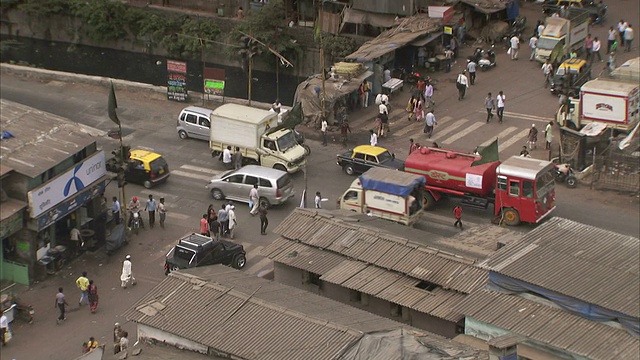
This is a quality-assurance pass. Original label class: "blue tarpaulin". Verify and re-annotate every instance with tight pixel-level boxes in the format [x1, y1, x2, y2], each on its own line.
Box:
[359, 168, 426, 197]
[0, 131, 14, 140]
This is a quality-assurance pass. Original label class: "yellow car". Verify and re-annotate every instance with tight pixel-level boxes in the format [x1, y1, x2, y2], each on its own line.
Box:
[550, 58, 591, 97]
[126, 149, 170, 188]
[336, 145, 405, 175]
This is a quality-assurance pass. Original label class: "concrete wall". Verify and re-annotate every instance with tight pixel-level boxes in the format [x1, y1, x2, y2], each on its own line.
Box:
[138, 324, 209, 354]
[273, 262, 459, 338]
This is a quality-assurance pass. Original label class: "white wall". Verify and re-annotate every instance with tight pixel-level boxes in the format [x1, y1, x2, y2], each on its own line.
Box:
[138, 324, 208, 354]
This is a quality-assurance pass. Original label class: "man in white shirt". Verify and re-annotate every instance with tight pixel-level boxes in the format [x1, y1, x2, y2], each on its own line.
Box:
[541, 60, 553, 88]
[529, 35, 538, 61]
[510, 34, 520, 60]
[467, 60, 477, 85]
[222, 146, 232, 169]
[607, 26, 617, 54]
[624, 25, 634, 52]
[378, 100, 389, 136]
[369, 130, 378, 146]
[424, 110, 437, 138]
[456, 71, 469, 100]
[496, 91, 506, 123]
[537, 23, 545, 37]
[1, 313, 9, 346]
[618, 20, 628, 47]
[383, 68, 391, 83]
[591, 37, 602, 62]
[227, 205, 237, 239]
[321, 119, 328, 146]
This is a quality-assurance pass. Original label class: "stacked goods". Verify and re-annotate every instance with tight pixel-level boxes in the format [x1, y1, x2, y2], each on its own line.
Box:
[332, 62, 364, 78]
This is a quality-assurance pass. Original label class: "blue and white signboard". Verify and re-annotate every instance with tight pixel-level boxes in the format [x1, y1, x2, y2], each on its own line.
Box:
[27, 151, 107, 218]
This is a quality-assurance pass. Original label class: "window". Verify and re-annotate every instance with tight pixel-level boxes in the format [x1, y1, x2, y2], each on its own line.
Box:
[509, 180, 520, 196]
[264, 140, 276, 151]
[522, 180, 534, 198]
[198, 117, 210, 128]
[497, 176, 508, 191]
[344, 190, 359, 201]
[377, 151, 393, 163]
[365, 155, 377, 163]
[186, 114, 197, 124]
[276, 175, 291, 189]
[180, 113, 186, 121]
[225, 174, 244, 183]
[244, 176, 258, 186]
[354, 152, 365, 160]
[416, 281, 438, 291]
[259, 178, 272, 188]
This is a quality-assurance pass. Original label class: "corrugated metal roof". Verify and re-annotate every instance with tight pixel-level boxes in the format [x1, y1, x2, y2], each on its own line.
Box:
[0, 99, 101, 178]
[124, 266, 482, 360]
[455, 290, 639, 360]
[274, 209, 487, 294]
[481, 217, 640, 317]
[261, 237, 345, 275]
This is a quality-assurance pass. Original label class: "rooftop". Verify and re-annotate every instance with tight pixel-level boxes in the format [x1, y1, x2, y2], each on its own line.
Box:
[480, 217, 640, 317]
[0, 99, 101, 178]
[123, 266, 486, 360]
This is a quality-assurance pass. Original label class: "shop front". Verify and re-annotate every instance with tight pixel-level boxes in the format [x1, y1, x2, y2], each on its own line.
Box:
[3, 151, 108, 284]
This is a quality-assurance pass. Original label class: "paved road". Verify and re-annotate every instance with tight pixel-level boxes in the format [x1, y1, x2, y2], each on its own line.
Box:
[1, 3, 638, 358]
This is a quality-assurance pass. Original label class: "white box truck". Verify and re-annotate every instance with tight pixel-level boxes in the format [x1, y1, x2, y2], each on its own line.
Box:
[209, 104, 307, 173]
[557, 79, 639, 133]
[535, 12, 589, 63]
[337, 167, 425, 226]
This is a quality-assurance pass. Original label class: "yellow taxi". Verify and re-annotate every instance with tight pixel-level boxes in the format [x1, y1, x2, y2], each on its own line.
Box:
[551, 58, 591, 97]
[336, 145, 405, 175]
[126, 149, 170, 188]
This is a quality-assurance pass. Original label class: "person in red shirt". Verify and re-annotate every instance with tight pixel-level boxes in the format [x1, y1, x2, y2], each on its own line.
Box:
[200, 214, 209, 236]
[453, 205, 463, 230]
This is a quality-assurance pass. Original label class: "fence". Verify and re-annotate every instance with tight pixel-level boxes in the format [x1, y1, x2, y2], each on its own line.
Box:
[592, 146, 640, 193]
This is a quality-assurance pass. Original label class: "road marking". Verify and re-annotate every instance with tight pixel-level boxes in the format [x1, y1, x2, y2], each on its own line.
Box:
[171, 170, 212, 182]
[179, 164, 222, 175]
[477, 110, 553, 123]
[481, 126, 518, 147]
[430, 118, 469, 141]
[392, 115, 453, 138]
[441, 121, 484, 144]
[499, 128, 530, 151]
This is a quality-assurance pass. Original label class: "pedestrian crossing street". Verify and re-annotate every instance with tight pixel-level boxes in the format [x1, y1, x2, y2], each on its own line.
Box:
[353, 107, 553, 154]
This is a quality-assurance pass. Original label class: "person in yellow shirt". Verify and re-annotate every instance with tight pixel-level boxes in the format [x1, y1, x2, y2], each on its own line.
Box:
[75, 271, 89, 307]
[87, 337, 99, 351]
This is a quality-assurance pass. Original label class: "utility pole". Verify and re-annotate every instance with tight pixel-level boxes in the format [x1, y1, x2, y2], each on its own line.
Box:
[318, 5, 327, 119]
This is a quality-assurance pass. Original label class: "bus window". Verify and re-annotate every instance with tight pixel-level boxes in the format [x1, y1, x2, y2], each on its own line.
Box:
[497, 176, 508, 191]
[522, 181, 534, 198]
[509, 180, 520, 197]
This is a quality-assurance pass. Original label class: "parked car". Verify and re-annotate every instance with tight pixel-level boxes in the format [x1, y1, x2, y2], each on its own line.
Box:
[106, 148, 170, 188]
[177, 106, 211, 141]
[164, 233, 246, 275]
[550, 58, 591, 97]
[542, 0, 607, 24]
[337, 145, 405, 176]
[205, 165, 295, 208]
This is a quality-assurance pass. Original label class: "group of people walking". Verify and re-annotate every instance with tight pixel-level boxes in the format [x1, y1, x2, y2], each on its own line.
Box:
[202, 201, 239, 239]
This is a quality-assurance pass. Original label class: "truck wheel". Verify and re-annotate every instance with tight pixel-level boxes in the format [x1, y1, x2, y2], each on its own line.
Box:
[565, 175, 578, 188]
[232, 254, 247, 269]
[303, 144, 311, 155]
[170, 265, 180, 272]
[501, 208, 521, 226]
[274, 164, 287, 172]
[178, 130, 188, 140]
[211, 188, 225, 200]
[423, 193, 436, 210]
[343, 165, 355, 175]
[259, 197, 271, 209]
[211, 151, 220, 158]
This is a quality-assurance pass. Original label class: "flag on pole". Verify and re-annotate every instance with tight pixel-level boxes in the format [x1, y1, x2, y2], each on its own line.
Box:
[299, 189, 306, 208]
[108, 81, 120, 125]
[471, 138, 499, 166]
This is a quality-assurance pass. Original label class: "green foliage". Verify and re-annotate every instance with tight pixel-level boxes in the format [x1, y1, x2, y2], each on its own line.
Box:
[176, 17, 221, 56]
[1, 0, 22, 11]
[321, 35, 357, 62]
[70, 0, 138, 42]
[17, 0, 74, 16]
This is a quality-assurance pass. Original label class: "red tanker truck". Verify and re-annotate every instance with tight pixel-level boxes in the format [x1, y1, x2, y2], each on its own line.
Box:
[405, 147, 556, 225]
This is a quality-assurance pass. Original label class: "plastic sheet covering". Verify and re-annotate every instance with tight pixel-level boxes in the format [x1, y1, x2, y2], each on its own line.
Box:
[360, 169, 425, 197]
[337, 328, 483, 360]
[105, 224, 127, 254]
[487, 272, 640, 337]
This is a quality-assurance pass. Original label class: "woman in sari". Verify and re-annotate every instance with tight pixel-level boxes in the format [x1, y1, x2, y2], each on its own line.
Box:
[88, 280, 99, 313]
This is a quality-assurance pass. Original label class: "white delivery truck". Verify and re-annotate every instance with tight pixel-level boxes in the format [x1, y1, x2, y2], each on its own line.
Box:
[535, 12, 589, 63]
[557, 79, 639, 133]
[337, 167, 425, 226]
[209, 104, 307, 173]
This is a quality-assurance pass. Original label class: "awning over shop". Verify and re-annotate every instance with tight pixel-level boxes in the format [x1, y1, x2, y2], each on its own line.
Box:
[293, 70, 374, 125]
[346, 14, 442, 62]
[343, 8, 397, 28]
[410, 32, 443, 47]
[0, 198, 27, 239]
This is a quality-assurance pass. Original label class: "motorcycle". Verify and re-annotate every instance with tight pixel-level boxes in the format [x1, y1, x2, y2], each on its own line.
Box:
[131, 211, 142, 235]
[469, 46, 496, 70]
[400, 65, 421, 85]
[293, 127, 311, 155]
[554, 163, 577, 188]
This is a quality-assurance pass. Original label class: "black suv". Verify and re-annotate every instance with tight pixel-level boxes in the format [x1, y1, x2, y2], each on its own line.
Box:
[164, 233, 246, 275]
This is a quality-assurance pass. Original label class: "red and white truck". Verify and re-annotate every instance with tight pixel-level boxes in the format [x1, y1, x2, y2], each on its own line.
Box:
[558, 79, 639, 133]
[405, 148, 556, 226]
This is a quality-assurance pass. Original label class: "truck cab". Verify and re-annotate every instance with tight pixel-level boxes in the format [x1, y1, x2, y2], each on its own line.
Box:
[495, 157, 556, 226]
[260, 128, 307, 173]
[338, 168, 425, 226]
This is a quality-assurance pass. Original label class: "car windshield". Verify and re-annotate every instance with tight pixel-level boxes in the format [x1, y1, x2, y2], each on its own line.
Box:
[537, 37, 559, 50]
[377, 151, 393, 163]
[556, 67, 579, 76]
[276, 132, 297, 152]
[174, 246, 196, 264]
